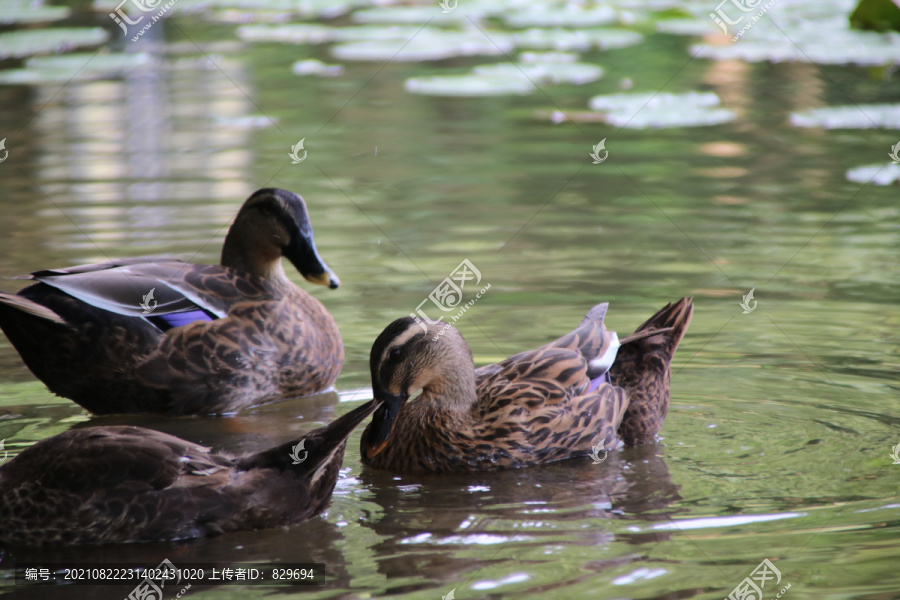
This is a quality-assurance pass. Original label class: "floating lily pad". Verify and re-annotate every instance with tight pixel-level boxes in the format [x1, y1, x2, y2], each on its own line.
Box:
[0, 28, 109, 59]
[212, 115, 276, 129]
[236, 23, 641, 61]
[405, 74, 535, 96]
[511, 28, 643, 51]
[236, 23, 336, 44]
[790, 104, 900, 129]
[332, 29, 513, 62]
[588, 91, 735, 129]
[519, 51, 579, 63]
[292, 58, 344, 77]
[608, 106, 735, 128]
[0, 1, 70, 25]
[0, 52, 154, 85]
[503, 5, 617, 28]
[472, 61, 603, 85]
[236, 23, 433, 45]
[589, 91, 722, 111]
[656, 18, 720, 36]
[96, 0, 355, 19]
[846, 163, 900, 185]
[353, 5, 477, 24]
[691, 25, 900, 65]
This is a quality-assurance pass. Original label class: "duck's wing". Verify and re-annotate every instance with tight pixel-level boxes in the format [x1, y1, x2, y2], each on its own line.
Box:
[0, 426, 237, 545]
[22, 255, 187, 277]
[474, 344, 628, 465]
[27, 262, 272, 331]
[611, 297, 693, 446]
[474, 302, 621, 393]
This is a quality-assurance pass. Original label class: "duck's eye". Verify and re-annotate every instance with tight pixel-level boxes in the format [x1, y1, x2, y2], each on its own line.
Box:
[391, 348, 402, 358]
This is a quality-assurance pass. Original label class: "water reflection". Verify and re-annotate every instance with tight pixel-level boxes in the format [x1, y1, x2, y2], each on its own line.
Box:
[357, 445, 681, 587]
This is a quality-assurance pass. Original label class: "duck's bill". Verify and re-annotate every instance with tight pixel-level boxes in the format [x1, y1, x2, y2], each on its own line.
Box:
[364, 390, 406, 459]
[304, 270, 340, 289]
[286, 227, 340, 289]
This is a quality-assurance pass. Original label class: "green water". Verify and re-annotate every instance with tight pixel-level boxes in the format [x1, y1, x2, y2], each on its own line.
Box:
[0, 1, 898, 598]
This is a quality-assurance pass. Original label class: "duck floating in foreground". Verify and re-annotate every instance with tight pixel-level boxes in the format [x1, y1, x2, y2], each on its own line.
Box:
[361, 298, 693, 473]
[0, 188, 343, 415]
[0, 400, 378, 546]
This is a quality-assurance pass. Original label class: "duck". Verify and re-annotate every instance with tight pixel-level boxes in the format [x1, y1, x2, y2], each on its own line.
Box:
[361, 298, 693, 473]
[0, 399, 379, 546]
[0, 188, 343, 415]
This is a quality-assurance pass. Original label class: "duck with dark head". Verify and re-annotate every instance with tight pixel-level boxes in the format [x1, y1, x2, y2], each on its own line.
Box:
[0, 188, 343, 415]
[361, 298, 693, 473]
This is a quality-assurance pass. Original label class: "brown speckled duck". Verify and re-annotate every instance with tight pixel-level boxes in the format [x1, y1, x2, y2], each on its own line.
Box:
[0, 188, 343, 415]
[0, 400, 378, 546]
[361, 298, 693, 473]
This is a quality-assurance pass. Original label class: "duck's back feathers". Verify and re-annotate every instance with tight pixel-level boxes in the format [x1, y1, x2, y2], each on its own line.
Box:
[472, 302, 628, 464]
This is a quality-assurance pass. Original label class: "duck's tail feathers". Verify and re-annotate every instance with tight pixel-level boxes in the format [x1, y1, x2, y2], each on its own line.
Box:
[611, 297, 693, 446]
[0, 292, 67, 325]
[579, 302, 609, 326]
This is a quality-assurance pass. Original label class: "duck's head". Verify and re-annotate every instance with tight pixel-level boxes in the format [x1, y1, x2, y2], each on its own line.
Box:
[363, 317, 474, 460]
[221, 188, 339, 288]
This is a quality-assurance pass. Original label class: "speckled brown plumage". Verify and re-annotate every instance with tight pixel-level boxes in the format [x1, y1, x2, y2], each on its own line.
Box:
[0, 400, 378, 546]
[0, 189, 343, 415]
[360, 298, 693, 473]
[612, 298, 693, 446]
